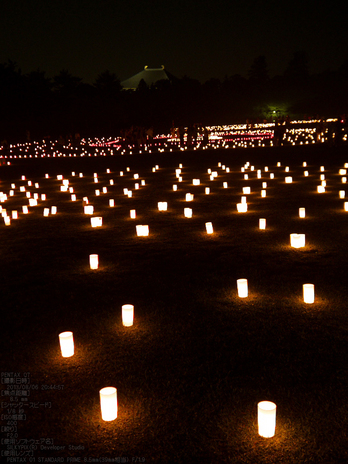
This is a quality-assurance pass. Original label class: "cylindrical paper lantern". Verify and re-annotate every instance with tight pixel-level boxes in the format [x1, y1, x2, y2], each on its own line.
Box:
[303, 283, 315, 303]
[285, 176, 292, 183]
[237, 278, 248, 298]
[51, 206, 57, 214]
[259, 218, 266, 229]
[173, 184, 177, 191]
[344, 202, 348, 211]
[136, 225, 149, 236]
[130, 209, 136, 218]
[237, 203, 247, 212]
[258, 401, 277, 438]
[89, 254, 99, 269]
[91, 217, 103, 227]
[84, 205, 94, 214]
[299, 207, 306, 218]
[290, 233, 305, 248]
[223, 182, 228, 188]
[205, 222, 213, 234]
[242, 186, 251, 194]
[43, 208, 50, 217]
[158, 202, 168, 211]
[122, 304, 134, 327]
[99, 387, 117, 421]
[261, 190, 266, 197]
[205, 187, 210, 194]
[109, 199, 115, 207]
[184, 208, 193, 218]
[339, 190, 345, 199]
[192, 179, 200, 185]
[59, 331, 74, 357]
[185, 193, 194, 201]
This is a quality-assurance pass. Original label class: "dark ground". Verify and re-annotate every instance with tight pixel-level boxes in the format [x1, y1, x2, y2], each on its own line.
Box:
[1, 144, 348, 463]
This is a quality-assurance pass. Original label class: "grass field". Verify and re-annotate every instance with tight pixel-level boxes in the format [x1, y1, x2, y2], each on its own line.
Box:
[1, 144, 348, 463]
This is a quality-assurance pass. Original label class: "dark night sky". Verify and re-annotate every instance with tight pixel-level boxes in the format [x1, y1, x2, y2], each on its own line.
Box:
[1, 0, 348, 83]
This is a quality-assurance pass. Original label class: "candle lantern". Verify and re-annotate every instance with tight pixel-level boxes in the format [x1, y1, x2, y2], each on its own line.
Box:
[339, 191, 345, 199]
[237, 278, 248, 298]
[158, 202, 168, 211]
[262, 182, 267, 188]
[192, 179, 200, 185]
[270, 173, 274, 179]
[317, 185, 325, 193]
[43, 208, 50, 217]
[59, 331, 74, 357]
[173, 185, 177, 191]
[84, 205, 94, 214]
[12, 211, 18, 219]
[261, 190, 266, 197]
[109, 199, 115, 207]
[223, 182, 228, 188]
[136, 225, 149, 236]
[99, 387, 117, 421]
[242, 187, 251, 194]
[184, 208, 193, 218]
[130, 210, 136, 218]
[185, 193, 194, 201]
[22, 206, 28, 214]
[91, 217, 103, 227]
[205, 222, 213, 234]
[71, 194, 76, 201]
[205, 187, 210, 194]
[303, 284, 315, 304]
[258, 401, 277, 438]
[344, 202, 348, 211]
[259, 218, 266, 229]
[41, 194, 46, 201]
[89, 254, 99, 269]
[290, 233, 305, 248]
[299, 207, 305, 218]
[51, 206, 57, 214]
[285, 177, 292, 183]
[237, 203, 247, 212]
[122, 304, 134, 327]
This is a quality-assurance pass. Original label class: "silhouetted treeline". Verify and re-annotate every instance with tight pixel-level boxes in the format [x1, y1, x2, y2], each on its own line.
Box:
[1, 53, 347, 142]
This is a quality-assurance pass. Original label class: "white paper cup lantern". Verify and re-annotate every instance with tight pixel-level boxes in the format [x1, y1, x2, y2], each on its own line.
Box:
[84, 205, 94, 214]
[99, 387, 117, 421]
[41, 194, 46, 201]
[259, 218, 266, 229]
[299, 207, 306, 218]
[223, 182, 228, 188]
[89, 254, 99, 269]
[270, 173, 274, 179]
[11, 211, 18, 219]
[184, 208, 193, 218]
[158, 202, 168, 211]
[243, 186, 251, 194]
[173, 184, 177, 191]
[205, 222, 213, 234]
[261, 189, 266, 197]
[290, 233, 305, 248]
[303, 284, 315, 304]
[91, 217, 103, 227]
[237, 279, 248, 298]
[136, 225, 149, 236]
[258, 401, 277, 438]
[342, 177, 347, 184]
[339, 190, 345, 199]
[192, 179, 200, 185]
[317, 185, 325, 193]
[244, 174, 248, 180]
[130, 209, 136, 218]
[237, 203, 247, 212]
[285, 176, 293, 183]
[122, 304, 134, 327]
[185, 193, 194, 201]
[304, 171, 309, 177]
[205, 187, 210, 194]
[344, 202, 348, 211]
[51, 206, 57, 214]
[59, 331, 74, 357]
[43, 208, 50, 217]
